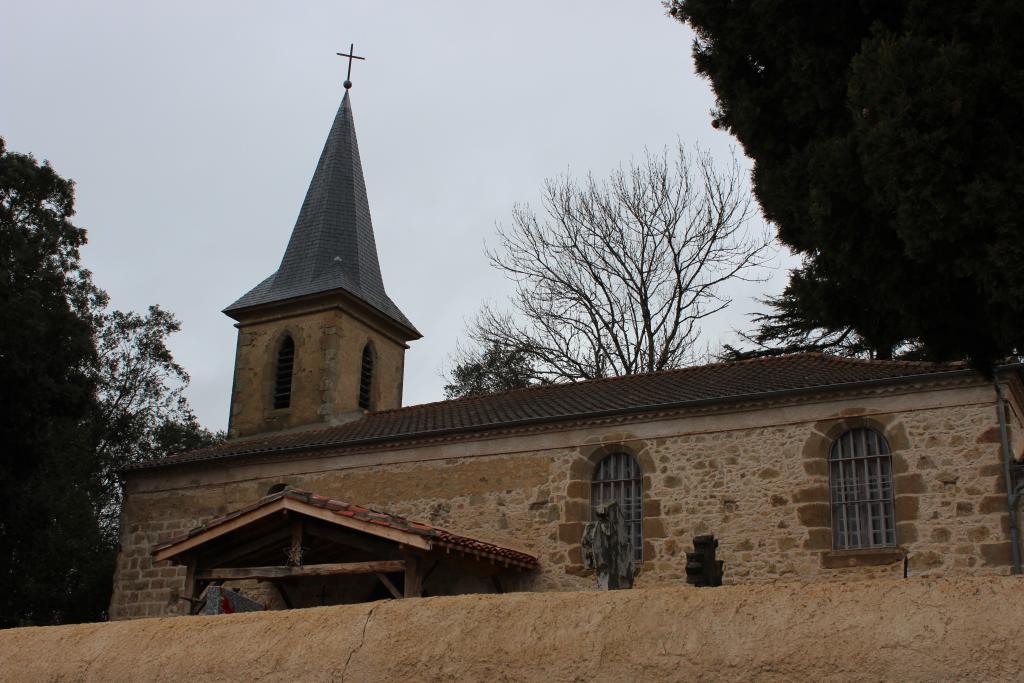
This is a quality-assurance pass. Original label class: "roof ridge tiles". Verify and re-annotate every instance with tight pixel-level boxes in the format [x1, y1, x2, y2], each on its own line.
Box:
[363, 351, 953, 418]
[138, 352, 974, 470]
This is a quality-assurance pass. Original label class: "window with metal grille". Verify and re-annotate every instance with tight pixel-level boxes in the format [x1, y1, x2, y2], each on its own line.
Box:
[358, 343, 374, 410]
[591, 452, 643, 562]
[829, 427, 896, 550]
[272, 336, 295, 410]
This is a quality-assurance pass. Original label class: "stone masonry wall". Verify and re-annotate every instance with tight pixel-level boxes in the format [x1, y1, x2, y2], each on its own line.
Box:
[110, 385, 1019, 620]
[228, 304, 406, 437]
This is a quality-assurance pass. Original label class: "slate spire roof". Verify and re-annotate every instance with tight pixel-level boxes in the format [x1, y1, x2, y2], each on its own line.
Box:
[224, 91, 419, 337]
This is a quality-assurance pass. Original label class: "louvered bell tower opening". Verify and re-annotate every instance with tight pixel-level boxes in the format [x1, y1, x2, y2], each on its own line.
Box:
[358, 344, 374, 410]
[273, 336, 295, 409]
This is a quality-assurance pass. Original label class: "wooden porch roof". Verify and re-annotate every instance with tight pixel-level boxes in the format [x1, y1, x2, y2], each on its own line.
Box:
[152, 489, 538, 570]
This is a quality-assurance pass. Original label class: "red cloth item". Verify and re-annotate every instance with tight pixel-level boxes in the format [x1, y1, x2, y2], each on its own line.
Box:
[220, 594, 234, 614]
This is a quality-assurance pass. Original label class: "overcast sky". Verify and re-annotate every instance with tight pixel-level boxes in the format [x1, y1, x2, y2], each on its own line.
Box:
[2, 1, 795, 431]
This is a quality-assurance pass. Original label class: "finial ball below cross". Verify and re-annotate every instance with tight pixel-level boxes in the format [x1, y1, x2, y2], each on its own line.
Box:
[336, 43, 365, 90]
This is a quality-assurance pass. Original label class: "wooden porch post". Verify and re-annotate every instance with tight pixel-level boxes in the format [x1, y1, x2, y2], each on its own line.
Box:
[183, 558, 197, 614]
[403, 550, 423, 598]
[289, 519, 304, 566]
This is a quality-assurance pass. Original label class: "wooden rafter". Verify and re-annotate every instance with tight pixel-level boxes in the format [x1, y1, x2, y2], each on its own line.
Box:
[153, 499, 288, 563]
[199, 528, 293, 569]
[374, 572, 402, 599]
[153, 496, 432, 565]
[304, 521, 397, 556]
[280, 498, 431, 550]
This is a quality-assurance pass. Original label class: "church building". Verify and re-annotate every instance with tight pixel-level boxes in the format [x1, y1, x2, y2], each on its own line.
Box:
[109, 80, 1024, 620]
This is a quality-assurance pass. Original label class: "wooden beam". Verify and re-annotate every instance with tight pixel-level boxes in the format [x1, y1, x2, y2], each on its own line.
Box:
[305, 522, 398, 556]
[289, 520, 304, 566]
[183, 559, 197, 613]
[196, 560, 405, 581]
[281, 498, 431, 551]
[200, 528, 292, 569]
[155, 497, 434, 564]
[404, 551, 423, 598]
[153, 499, 287, 562]
[375, 572, 402, 599]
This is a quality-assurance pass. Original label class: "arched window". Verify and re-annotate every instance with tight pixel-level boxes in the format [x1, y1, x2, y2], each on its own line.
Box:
[591, 452, 643, 562]
[272, 336, 295, 410]
[829, 428, 896, 549]
[358, 343, 374, 410]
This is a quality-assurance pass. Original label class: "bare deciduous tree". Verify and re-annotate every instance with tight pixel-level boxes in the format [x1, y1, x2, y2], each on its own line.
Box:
[462, 144, 769, 385]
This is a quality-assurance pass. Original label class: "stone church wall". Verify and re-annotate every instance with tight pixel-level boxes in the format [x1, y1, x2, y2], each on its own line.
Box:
[109, 381, 1020, 620]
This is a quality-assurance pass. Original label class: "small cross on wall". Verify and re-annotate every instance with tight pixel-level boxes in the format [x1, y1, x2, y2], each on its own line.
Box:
[336, 43, 365, 90]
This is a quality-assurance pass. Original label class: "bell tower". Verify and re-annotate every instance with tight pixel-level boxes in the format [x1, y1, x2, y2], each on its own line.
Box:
[223, 80, 420, 438]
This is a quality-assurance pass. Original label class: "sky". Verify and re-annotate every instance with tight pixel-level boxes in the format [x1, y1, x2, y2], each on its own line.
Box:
[2, 1, 795, 432]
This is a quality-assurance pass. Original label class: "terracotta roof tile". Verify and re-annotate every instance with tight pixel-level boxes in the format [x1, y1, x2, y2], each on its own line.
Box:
[134, 353, 968, 471]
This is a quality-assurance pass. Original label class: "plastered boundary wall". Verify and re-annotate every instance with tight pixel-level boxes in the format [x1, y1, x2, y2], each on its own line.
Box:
[3, 577, 1023, 682]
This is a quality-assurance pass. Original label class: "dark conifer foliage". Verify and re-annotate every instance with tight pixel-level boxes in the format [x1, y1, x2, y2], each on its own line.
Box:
[669, 1, 1024, 368]
[0, 139, 219, 627]
[0, 138, 108, 627]
[445, 343, 541, 399]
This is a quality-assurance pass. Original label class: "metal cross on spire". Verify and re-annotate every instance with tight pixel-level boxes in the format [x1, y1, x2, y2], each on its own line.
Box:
[336, 43, 365, 90]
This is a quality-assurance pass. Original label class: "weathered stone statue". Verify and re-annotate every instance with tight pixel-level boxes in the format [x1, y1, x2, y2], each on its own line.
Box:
[581, 500, 635, 590]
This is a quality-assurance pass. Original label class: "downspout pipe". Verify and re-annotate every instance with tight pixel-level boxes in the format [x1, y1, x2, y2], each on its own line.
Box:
[994, 378, 1022, 575]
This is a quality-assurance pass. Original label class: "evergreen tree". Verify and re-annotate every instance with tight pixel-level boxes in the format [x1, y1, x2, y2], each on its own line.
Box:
[0, 139, 219, 626]
[669, 1, 1024, 367]
[444, 342, 541, 399]
[0, 138, 108, 626]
